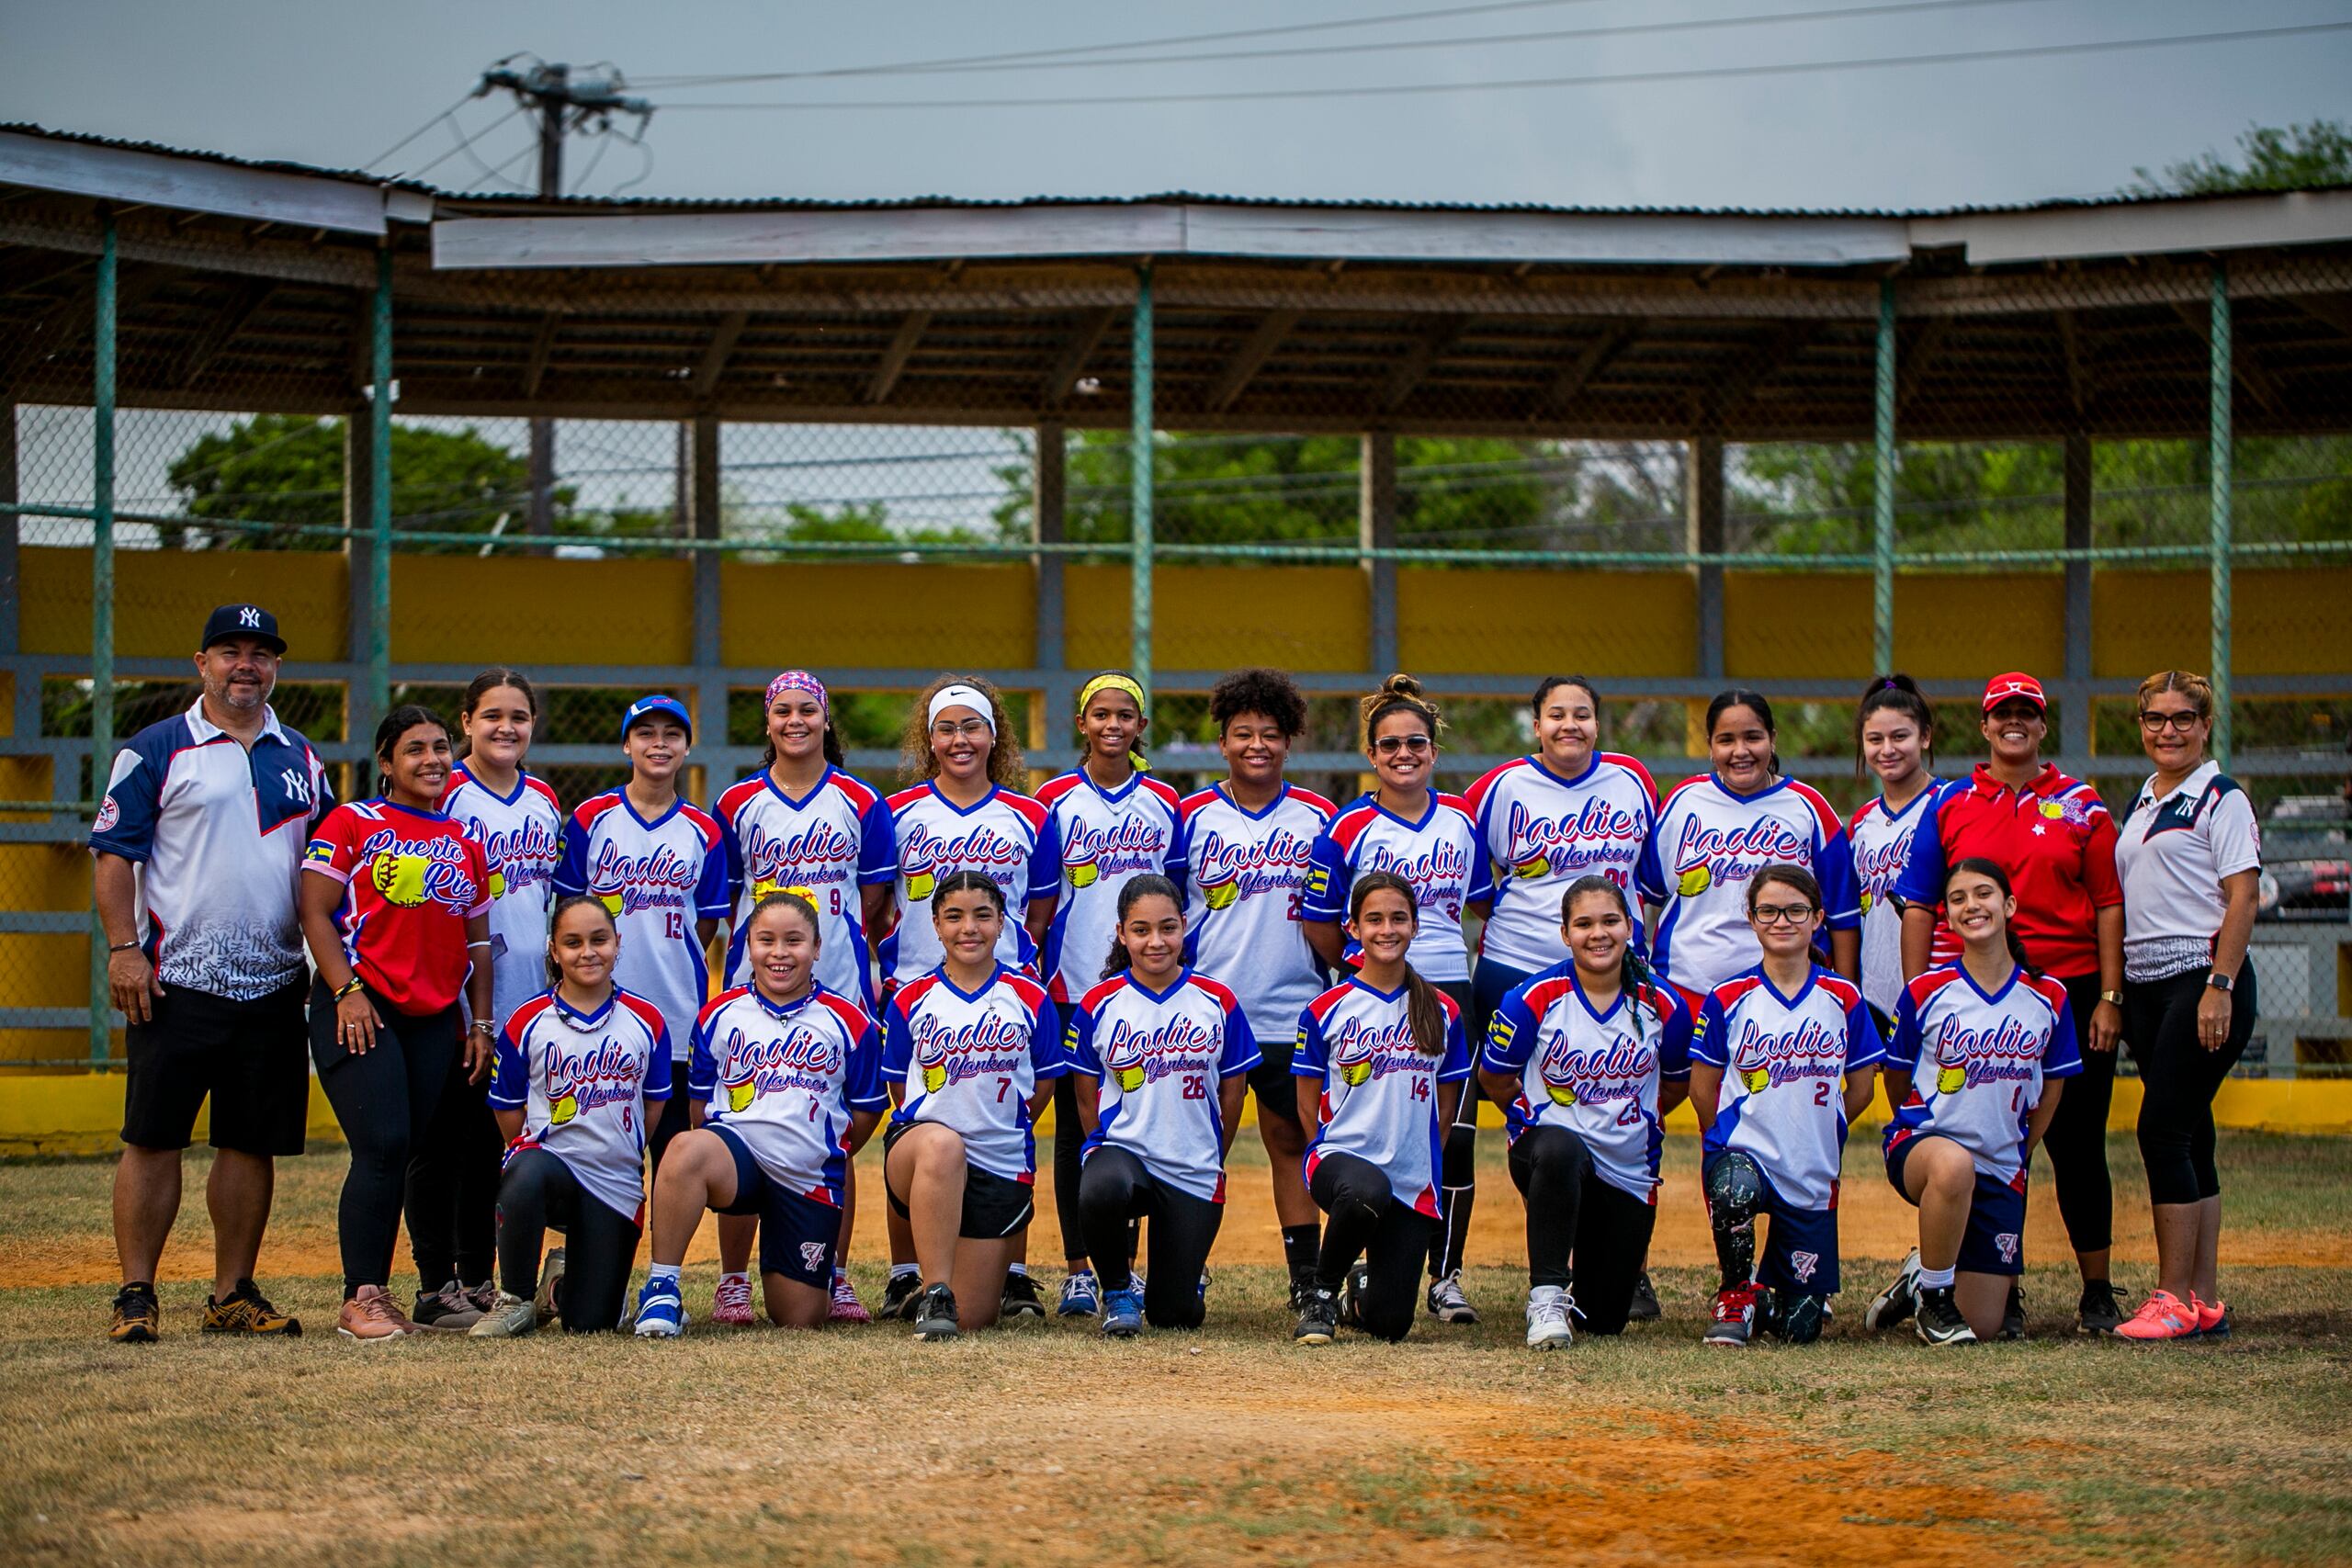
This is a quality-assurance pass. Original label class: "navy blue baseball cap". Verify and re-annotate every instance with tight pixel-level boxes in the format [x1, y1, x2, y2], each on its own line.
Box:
[200, 603, 286, 655]
[620, 694, 693, 741]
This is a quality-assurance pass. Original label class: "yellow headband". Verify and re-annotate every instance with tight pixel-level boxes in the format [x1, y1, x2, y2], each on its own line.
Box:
[1077, 673, 1148, 718]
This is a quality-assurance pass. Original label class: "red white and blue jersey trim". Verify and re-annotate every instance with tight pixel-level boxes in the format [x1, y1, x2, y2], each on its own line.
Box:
[1481, 963, 1691, 1202]
[877, 784, 1059, 988]
[492, 986, 673, 1223]
[688, 982, 887, 1206]
[440, 766, 564, 1029]
[306, 800, 492, 1016]
[1293, 977, 1471, 1218]
[1692, 965, 1884, 1211]
[881, 964, 1065, 1183]
[1175, 783, 1337, 1048]
[1067, 968, 1260, 1203]
[1035, 768, 1185, 1001]
[1465, 752, 1657, 974]
[1883, 964, 2080, 1189]
[1637, 774, 1859, 996]
[714, 766, 894, 1009]
[1300, 793, 1492, 985]
[1847, 778, 1956, 1017]
[554, 793, 730, 1058]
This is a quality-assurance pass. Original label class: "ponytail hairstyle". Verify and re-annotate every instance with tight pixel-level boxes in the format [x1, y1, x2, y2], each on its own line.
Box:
[458, 667, 539, 760]
[1349, 871, 1446, 1058]
[900, 673, 1024, 787]
[1359, 671, 1443, 755]
[1704, 687, 1780, 777]
[1558, 874, 1653, 1044]
[1100, 873, 1184, 979]
[543, 893, 619, 994]
[373, 703, 451, 800]
[1944, 856, 2035, 975]
[930, 869, 1009, 918]
[1854, 672, 1934, 784]
[1075, 671, 1151, 773]
[758, 671, 847, 772]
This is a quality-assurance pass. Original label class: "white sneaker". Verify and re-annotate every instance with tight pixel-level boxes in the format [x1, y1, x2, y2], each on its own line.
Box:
[1428, 1269, 1479, 1324]
[1525, 1285, 1574, 1349]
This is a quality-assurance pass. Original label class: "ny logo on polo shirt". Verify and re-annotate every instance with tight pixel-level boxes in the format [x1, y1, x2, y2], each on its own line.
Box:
[281, 768, 313, 807]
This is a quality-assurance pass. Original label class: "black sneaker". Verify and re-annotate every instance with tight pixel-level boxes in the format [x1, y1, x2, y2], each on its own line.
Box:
[1294, 1287, 1340, 1345]
[1780, 1292, 1827, 1345]
[1001, 1270, 1046, 1320]
[1864, 1249, 1921, 1332]
[1338, 1262, 1369, 1331]
[912, 1283, 959, 1341]
[1916, 1285, 1978, 1346]
[108, 1283, 160, 1344]
[882, 1271, 922, 1322]
[412, 1279, 484, 1332]
[1627, 1271, 1661, 1323]
[2076, 1280, 2125, 1336]
[2000, 1283, 2027, 1341]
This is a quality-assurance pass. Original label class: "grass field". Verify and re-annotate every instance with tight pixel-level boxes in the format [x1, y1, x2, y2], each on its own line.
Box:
[3, 1129, 2348, 1566]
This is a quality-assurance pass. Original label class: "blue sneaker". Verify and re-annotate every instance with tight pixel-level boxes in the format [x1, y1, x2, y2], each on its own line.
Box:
[631, 1277, 685, 1338]
[1057, 1269, 1100, 1318]
[1101, 1287, 1144, 1338]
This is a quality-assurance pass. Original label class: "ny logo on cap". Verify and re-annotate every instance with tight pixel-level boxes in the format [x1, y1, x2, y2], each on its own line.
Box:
[239, 606, 262, 629]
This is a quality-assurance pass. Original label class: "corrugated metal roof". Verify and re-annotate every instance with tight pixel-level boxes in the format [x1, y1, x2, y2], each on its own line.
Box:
[0, 122, 438, 197]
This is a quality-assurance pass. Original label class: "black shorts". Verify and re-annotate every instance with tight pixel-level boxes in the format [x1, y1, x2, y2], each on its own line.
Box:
[710, 1125, 846, 1286]
[882, 1117, 1035, 1239]
[121, 977, 310, 1156]
[1248, 1033, 1304, 1125]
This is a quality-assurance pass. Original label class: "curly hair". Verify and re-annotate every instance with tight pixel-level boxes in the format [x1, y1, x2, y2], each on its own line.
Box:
[1210, 667, 1306, 739]
[899, 673, 1026, 787]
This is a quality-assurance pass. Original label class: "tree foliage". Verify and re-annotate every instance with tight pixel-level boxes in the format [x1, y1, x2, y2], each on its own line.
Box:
[2127, 119, 2352, 197]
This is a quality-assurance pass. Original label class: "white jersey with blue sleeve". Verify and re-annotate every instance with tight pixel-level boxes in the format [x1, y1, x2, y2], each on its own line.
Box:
[1067, 969, 1260, 1202]
[1848, 779, 1952, 1019]
[1465, 753, 1658, 975]
[1691, 966, 1885, 1210]
[1176, 784, 1337, 1050]
[1035, 769, 1185, 1001]
[1294, 977, 1471, 1217]
[1481, 964, 1692, 1202]
[688, 982, 887, 1204]
[553, 793, 729, 1060]
[713, 766, 895, 1009]
[1639, 775, 1860, 997]
[439, 766, 564, 1028]
[1884, 964, 2080, 1189]
[877, 784, 1058, 988]
[490, 987, 673, 1223]
[1300, 794, 1491, 985]
[881, 965, 1065, 1182]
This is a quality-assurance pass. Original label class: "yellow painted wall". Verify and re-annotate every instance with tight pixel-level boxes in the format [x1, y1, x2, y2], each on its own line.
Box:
[1067, 565, 1368, 673]
[724, 562, 1036, 672]
[22, 547, 348, 658]
[392, 556, 695, 667]
[1402, 570, 1694, 678]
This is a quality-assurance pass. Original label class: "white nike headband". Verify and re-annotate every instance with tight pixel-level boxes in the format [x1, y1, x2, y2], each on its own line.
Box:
[927, 684, 995, 735]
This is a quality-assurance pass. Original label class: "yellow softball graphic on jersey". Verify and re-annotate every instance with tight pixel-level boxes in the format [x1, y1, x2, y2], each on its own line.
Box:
[1201, 873, 1240, 910]
[598, 892, 625, 917]
[371, 852, 431, 907]
[1336, 1039, 1376, 1088]
[1677, 863, 1712, 897]
[1513, 852, 1552, 881]
[1936, 1064, 1968, 1095]
[1859, 889, 1874, 915]
[723, 1066, 759, 1113]
[2040, 799, 2065, 820]
[1544, 1078, 1579, 1107]
[922, 1061, 948, 1092]
[907, 871, 936, 901]
[1739, 1065, 1772, 1095]
[488, 870, 508, 898]
[1067, 852, 1100, 890]
[548, 1091, 579, 1125]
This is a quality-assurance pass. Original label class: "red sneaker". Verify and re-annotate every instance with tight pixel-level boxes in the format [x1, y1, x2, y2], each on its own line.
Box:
[711, 1274, 756, 1326]
[828, 1274, 872, 1325]
[1703, 1283, 1758, 1348]
[2112, 1289, 2197, 1341]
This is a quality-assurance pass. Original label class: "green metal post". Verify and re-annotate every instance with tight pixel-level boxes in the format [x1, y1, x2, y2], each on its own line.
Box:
[2208, 261, 2233, 767]
[368, 247, 393, 716]
[1129, 267, 1154, 704]
[88, 215, 118, 1067]
[1871, 277, 1897, 674]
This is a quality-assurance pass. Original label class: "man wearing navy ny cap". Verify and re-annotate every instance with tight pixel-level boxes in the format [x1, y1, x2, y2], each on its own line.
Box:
[90, 603, 333, 1342]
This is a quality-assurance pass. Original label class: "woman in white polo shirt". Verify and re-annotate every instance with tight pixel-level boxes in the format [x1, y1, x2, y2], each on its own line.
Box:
[2110, 669, 2261, 1342]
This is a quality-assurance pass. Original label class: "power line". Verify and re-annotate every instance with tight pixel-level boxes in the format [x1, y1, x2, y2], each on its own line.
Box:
[656, 20, 2352, 111]
[403, 104, 526, 184]
[362, 91, 481, 170]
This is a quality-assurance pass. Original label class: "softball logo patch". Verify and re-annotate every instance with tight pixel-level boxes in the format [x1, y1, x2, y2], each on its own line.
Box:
[801, 1241, 828, 1272]
[1996, 1233, 2020, 1265]
[94, 795, 120, 833]
[1790, 1250, 1821, 1284]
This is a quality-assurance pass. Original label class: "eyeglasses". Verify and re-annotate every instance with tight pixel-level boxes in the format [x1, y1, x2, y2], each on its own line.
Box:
[1373, 735, 1434, 757]
[1749, 904, 1816, 927]
[930, 718, 992, 740]
[2138, 710, 2205, 734]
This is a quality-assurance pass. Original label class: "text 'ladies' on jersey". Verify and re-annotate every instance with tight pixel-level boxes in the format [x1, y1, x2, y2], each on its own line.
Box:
[1482, 964, 1693, 1203]
[1067, 968, 1261, 1202]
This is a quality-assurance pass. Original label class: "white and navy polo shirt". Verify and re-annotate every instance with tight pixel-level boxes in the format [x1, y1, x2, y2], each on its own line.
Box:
[89, 699, 333, 1001]
[2115, 761, 2264, 984]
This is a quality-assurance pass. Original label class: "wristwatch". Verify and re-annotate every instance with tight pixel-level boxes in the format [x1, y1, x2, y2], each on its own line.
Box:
[2207, 973, 2233, 993]
[2099, 989, 2124, 1007]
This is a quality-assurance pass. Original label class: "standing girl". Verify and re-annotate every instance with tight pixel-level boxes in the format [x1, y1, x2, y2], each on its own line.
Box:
[633, 892, 888, 1335]
[1686, 864, 1883, 1349]
[1067, 875, 1259, 1336]
[880, 873, 1066, 1340]
[299, 705, 495, 1340]
[1846, 674, 1950, 1029]
[1035, 671, 1184, 1317]
[2110, 670, 2262, 1341]
[875, 676, 1060, 1321]
[1866, 859, 2078, 1345]
[1301, 673, 1491, 1324]
[408, 668, 563, 1331]
[1174, 667, 1336, 1310]
[472, 895, 672, 1337]
[1479, 877, 1693, 1348]
[1892, 671, 2127, 1334]
[1290, 873, 1472, 1345]
[713, 671, 895, 1323]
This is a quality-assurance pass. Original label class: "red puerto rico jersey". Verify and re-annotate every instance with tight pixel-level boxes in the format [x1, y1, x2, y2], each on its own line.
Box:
[1637, 775, 1859, 997]
[1465, 752, 1658, 975]
[877, 784, 1059, 989]
[554, 793, 730, 1058]
[304, 800, 492, 1015]
[1892, 763, 2121, 982]
[1035, 768, 1185, 1002]
[1481, 963, 1693, 1202]
[1691, 965, 1884, 1211]
[1293, 977, 1472, 1218]
[491, 986, 673, 1224]
[689, 982, 887, 1205]
[1067, 968, 1261, 1203]
[1884, 964, 2081, 1190]
[1300, 793, 1492, 985]
[439, 766, 564, 1029]
[880, 964, 1065, 1182]
[713, 766, 895, 1009]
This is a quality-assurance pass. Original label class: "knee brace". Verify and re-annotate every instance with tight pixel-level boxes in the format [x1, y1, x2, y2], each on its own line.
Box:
[1705, 1152, 1764, 1286]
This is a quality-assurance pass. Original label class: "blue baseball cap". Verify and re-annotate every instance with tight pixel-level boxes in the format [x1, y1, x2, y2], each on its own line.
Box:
[200, 603, 286, 655]
[620, 694, 693, 742]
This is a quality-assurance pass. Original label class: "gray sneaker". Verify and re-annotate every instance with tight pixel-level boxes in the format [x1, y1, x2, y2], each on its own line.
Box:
[412, 1279, 484, 1333]
[913, 1283, 959, 1341]
[467, 1291, 537, 1338]
[1427, 1270, 1479, 1325]
[535, 1247, 566, 1327]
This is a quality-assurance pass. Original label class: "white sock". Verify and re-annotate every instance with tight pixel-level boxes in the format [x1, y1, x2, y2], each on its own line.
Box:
[1007, 1262, 1030, 1279]
[1917, 1265, 1956, 1291]
[719, 1270, 749, 1287]
[889, 1263, 918, 1281]
[648, 1264, 681, 1289]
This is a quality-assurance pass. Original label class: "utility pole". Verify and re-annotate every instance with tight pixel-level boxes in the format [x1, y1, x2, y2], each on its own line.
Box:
[477, 57, 652, 543]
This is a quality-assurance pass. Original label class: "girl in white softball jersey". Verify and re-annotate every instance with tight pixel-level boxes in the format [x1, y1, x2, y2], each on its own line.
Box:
[1068, 875, 1259, 1336]
[1847, 674, 1956, 1023]
[1639, 689, 1860, 1005]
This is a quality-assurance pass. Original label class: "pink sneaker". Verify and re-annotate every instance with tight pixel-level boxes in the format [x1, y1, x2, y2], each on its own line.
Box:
[828, 1274, 872, 1325]
[336, 1284, 422, 1342]
[2112, 1289, 2198, 1341]
[711, 1275, 756, 1326]
[2191, 1293, 2231, 1338]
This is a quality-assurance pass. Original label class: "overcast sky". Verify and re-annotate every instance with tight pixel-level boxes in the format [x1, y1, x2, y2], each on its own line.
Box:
[4, 0, 2348, 210]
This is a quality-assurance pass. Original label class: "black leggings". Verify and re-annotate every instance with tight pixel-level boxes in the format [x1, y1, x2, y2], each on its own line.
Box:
[309, 977, 458, 1301]
[1309, 1151, 1437, 1342]
[647, 1073, 695, 1179]
[1506, 1124, 1658, 1335]
[2126, 965, 2256, 1206]
[404, 1060, 502, 1288]
[1054, 1073, 1088, 1264]
[1076, 1145, 1224, 1328]
[1430, 976, 1476, 1280]
[2039, 970, 2116, 1259]
[495, 1148, 642, 1332]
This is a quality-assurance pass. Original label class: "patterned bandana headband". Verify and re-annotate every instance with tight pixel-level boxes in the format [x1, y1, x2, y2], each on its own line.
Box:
[927, 683, 996, 734]
[1076, 672, 1148, 719]
[765, 670, 829, 715]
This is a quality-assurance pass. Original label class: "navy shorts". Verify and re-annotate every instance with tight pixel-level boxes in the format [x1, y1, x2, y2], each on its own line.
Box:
[1884, 1133, 2028, 1277]
[1247, 1035, 1304, 1126]
[709, 1125, 844, 1287]
[1705, 1148, 1841, 1296]
[881, 1117, 1035, 1239]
